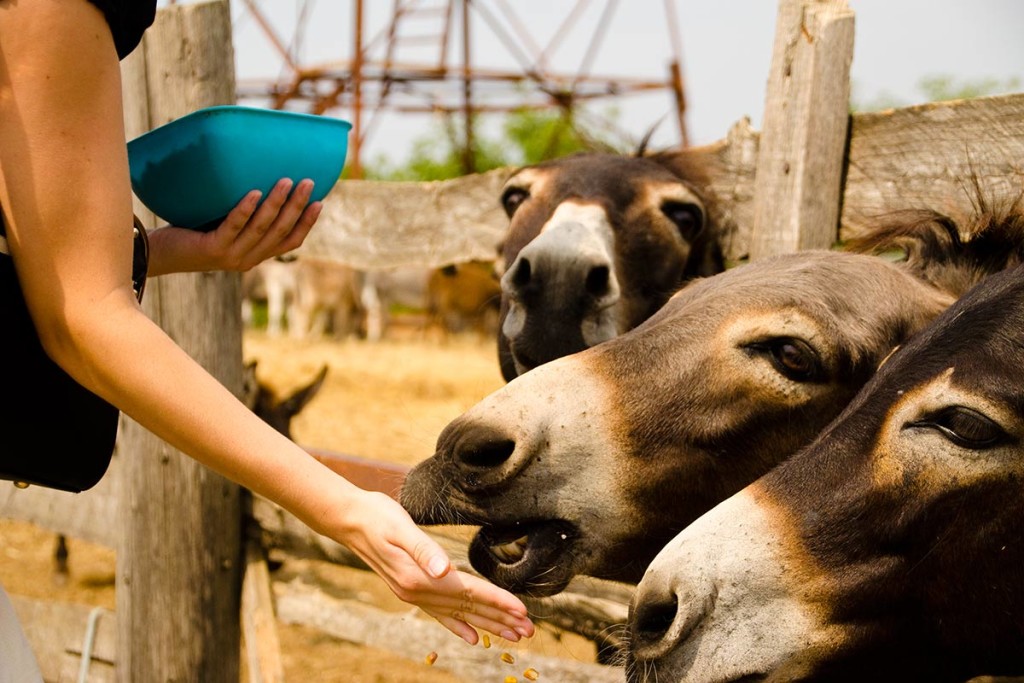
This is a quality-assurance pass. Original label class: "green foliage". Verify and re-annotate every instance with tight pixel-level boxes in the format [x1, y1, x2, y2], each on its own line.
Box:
[851, 74, 1022, 113]
[365, 118, 510, 181]
[917, 74, 1021, 102]
[502, 109, 615, 166]
[363, 108, 624, 181]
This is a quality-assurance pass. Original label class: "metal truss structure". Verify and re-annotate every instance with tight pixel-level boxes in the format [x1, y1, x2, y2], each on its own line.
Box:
[227, 0, 690, 176]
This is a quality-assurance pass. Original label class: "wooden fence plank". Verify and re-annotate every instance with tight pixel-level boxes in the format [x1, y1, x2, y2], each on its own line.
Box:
[273, 580, 624, 683]
[308, 448, 408, 501]
[750, 0, 855, 257]
[840, 94, 1024, 239]
[117, 2, 243, 682]
[241, 538, 285, 683]
[691, 117, 761, 263]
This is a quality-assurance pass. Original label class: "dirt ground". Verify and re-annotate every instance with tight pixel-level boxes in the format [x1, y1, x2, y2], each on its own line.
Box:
[0, 324, 600, 682]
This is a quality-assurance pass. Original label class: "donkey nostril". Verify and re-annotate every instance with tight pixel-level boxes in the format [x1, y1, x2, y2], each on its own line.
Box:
[511, 257, 532, 291]
[585, 264, 610, 298]
[632, 593, 679, 648]
[456, 437, 516, 469]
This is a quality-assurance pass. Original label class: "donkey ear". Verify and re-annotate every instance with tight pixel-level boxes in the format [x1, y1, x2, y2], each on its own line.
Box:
[279, 364, 329, 416]
[241, 360, 260, 410]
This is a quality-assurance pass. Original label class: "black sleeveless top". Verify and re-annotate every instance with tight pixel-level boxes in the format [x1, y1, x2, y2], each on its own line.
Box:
[0, 1, 157, 491]
[88, 0, 157, 59]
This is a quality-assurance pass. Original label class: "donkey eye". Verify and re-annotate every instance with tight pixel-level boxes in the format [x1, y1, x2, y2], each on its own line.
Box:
[661, 201, 704, 241]
[908, 406, 1009, 450]
[745, 338, 823, 383]
[501, 187, 529, 218]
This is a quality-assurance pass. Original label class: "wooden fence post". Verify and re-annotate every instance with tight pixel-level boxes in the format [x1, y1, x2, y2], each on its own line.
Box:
[117, 2, 243, 681]
[749, 0, 855, 258]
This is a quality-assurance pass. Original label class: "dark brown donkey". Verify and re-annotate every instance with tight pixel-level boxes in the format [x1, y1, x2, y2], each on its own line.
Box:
[626, 258, 1024, 683]
[401, 207, 1024, 598]
[495, 150, 725, 380]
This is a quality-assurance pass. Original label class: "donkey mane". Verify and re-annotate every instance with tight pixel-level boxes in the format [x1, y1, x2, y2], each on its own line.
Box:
[847, 189, 1024, 298]
[634, 117, 666, 158]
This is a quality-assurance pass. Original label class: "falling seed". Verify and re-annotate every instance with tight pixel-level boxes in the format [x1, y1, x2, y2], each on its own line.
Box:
[424, 651, 438, 666]
[500, 651, 515, 664]
[523, 668, 540, 680]
[482, 634, 491, 648]
[503, 677, 518, 683]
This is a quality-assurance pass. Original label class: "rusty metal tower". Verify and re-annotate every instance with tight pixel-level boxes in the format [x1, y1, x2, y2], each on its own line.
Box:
[232, 0, 691, 177]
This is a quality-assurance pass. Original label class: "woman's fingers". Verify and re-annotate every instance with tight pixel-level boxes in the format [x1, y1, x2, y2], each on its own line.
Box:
[338, 491, 535, 645]
[248, 178, 314, 252]
[430, 613, 480, 645]
[426, 589, 534, 641]
[201, 178, 321, 270]
[386, 567, 534, 641]
[417, 588, 530, 629]
[422, 602, 528, 643]
[215, 189, 263, 244]
[222, 178, 293, 261]
[403, 529, 452, 579]
[271, 200, 321, 255]
[439, 573, 530, 623]
[246, 178, 295, 235]
[383, 520, 529, 627]
[416, 602, 529, 644]
[235, 178, 319, 264]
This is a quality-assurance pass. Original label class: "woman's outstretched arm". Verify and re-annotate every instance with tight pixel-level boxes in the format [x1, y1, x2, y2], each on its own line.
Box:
[0, 0, 532, 646]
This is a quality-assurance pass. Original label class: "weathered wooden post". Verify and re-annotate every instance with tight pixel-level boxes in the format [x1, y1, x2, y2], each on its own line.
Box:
[749, 0, 855, 258]
[118, 2, 243, 680]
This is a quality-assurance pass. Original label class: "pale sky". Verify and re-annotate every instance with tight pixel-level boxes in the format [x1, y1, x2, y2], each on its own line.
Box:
[158, 1, 1024, 164]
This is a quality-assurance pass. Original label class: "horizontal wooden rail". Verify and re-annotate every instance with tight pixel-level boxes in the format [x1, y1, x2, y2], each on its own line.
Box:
[307, 447, 409, 501]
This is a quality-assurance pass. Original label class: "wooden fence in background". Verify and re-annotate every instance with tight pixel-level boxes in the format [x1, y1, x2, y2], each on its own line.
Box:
[2, 0, 1023, 681]
[301, 91, 1024, 270]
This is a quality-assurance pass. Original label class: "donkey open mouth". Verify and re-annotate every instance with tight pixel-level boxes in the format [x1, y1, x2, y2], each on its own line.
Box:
[400, 452, 588, 595]
[468, 520, 580, 595]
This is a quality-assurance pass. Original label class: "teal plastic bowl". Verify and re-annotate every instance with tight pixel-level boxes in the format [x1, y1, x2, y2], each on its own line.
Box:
[127, 105, 352, 230]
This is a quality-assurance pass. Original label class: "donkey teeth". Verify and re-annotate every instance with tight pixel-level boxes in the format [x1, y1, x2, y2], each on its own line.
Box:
[491, 535, 530, 563]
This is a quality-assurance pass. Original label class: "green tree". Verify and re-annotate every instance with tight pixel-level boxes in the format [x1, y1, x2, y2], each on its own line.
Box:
[364, 116, 510, 181]
[364, 107, 625, 181]
[502, 107, 622, 166]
